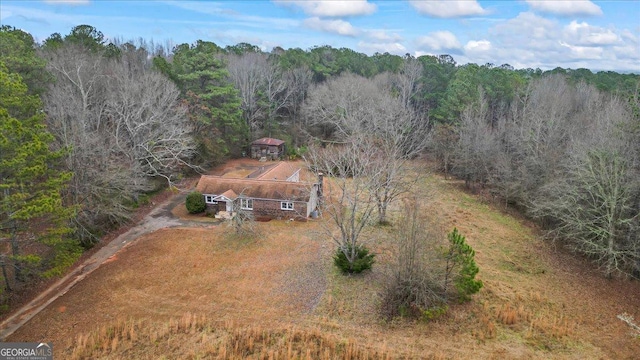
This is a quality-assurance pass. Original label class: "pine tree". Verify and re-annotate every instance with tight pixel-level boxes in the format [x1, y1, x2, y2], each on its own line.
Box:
[443, 228, 483, 302]
[153, 41, 248, 166]
[0, 65, 79, 298]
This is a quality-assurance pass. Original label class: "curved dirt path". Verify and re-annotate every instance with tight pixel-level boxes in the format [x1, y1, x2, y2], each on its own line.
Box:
[0, 159, 293, 340]
[0, 192, 192, 340]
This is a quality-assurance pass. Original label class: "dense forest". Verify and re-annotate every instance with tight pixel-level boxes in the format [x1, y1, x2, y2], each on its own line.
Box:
[1, 24, 638, 309]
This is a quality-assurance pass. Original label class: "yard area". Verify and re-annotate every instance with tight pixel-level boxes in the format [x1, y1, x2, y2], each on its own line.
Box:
[7, 160, 640, 359]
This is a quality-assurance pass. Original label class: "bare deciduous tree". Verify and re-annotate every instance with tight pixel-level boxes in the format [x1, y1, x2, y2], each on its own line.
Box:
[303, 72, 429, 224]
[227, 52, 296, 138]
[446, 73, 640, 277]
[453, 90, 500, 188]
[227, 52, 266, 135]
[394, 57, 424, 111]
[283, 66, 312, 145]
[104, 58, 196, 184]
[228, 195, 259, 238]
[532, 149, 639, 277]
[305, 141, 378, 266]
[42, 44, 195, 242]
[380, 197, 445, 319]
[529, 95, 640, 277]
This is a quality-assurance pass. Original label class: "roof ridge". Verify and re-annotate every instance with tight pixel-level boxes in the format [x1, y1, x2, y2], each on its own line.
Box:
[255, 162, 296, 180]
[200, 175, 311, 185]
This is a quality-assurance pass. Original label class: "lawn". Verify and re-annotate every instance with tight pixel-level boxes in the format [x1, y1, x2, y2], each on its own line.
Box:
[8, 160, 640, 359]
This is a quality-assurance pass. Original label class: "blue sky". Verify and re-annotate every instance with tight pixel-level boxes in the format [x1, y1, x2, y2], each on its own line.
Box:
[1, 0, 639, 71]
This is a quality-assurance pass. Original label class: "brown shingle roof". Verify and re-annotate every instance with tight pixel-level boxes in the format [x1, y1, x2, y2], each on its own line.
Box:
[251, 137, 285, 146]
[219, 189, 237, 200]
[196, 176, 312, 201]
[251, 162, 298, 181]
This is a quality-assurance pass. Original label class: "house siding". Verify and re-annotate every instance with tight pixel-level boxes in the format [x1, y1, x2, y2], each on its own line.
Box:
[252, 199, 306, 219]
[251, 144, 284, 160]
[202, 194, 310, 220]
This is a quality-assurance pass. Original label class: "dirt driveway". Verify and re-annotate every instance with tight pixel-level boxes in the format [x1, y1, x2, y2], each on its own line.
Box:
[0, 158, 298, 340]
[0, 190, 196, 340]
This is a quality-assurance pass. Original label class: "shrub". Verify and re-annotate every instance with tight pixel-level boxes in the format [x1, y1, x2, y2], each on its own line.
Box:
[380, 274, 447, 320]
[380, 199, 454, 320]
[421, 304, 448, 322]
[185, 191, 206, 214]
[379, 199, 483, 321]
[287, 145, 308, 160]
[334, 244, 375, 274]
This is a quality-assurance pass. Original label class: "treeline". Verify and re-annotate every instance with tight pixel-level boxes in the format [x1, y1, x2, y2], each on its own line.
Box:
[0, 24, 638, 308]
[440, 74, 640, 278]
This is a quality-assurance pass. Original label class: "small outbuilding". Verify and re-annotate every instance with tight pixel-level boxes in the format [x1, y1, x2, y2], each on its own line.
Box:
[250, 138, 285, 160]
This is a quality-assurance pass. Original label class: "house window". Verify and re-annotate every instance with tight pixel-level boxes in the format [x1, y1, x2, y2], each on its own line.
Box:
[281, 202, 294, 210]
[205, 195, 217, 204]
[240, 198, 253, 210]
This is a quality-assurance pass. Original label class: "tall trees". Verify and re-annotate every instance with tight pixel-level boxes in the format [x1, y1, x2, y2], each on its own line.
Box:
[532, 150, 639, 277]
[282, 65, 312, 146]
[453, 91, 500, 188]
[0, 26, 51, 95]
[227, 52, 298, 139]
[43, 42, 195, 242]
[305, 72, 428, 225]
[304, 72, 429, 272]
[443, 72, 640, 277]
[227, 52, 267, 136]
[419, 54, 457, 122]
[154, 41, 246, 165]
[0, 65, 79, 296]
[529, 94, 640, 277]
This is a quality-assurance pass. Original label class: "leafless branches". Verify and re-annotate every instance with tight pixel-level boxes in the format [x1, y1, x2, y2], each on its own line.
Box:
[303, 72, 429, 224]
[305, 141, 378, 264]
[227, 52, 304, 138]
[42, 44, 195, 241]
[447, 73, 640, 277]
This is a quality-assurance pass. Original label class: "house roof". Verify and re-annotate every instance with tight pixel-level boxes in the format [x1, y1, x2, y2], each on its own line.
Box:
[196, 176, 312, 202]
[219, 189, 238, 200]
[251, 137, 285, 146]
[249, 162, 299, 181]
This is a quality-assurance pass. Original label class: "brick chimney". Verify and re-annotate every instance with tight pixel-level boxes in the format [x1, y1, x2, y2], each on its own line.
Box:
[317, 172, 324, 199]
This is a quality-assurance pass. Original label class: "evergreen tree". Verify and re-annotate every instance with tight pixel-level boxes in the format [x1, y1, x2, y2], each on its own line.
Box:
[153, 41, 247, 166]
[0, 65, 79, 298]
[0, 25, 51, 95]
[444, 228, 483, 301]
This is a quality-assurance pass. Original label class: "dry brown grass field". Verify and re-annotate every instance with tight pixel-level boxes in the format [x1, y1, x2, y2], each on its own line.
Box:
[7, 159, 640, 359]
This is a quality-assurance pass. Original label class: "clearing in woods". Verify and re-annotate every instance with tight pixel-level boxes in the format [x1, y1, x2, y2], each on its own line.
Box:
[6, 159, 640, 359]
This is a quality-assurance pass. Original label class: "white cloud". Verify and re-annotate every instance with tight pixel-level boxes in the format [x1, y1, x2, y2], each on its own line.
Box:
[621, 29, 638, 41]
[274, 0, 376, 17]
[559, 41, 604, 59]
[358, 41, 406, 54]
[564, 21, 619, 45]
[491, 12, 560, 50]
[482, 11, 639, 71]
[409, 0, 487, 18]
[416, 31, 461, 51]
[526, 0, 602, 16]
[303, 17, 358, 36]
[43, 0, 90, 4]
[366, 29, 402, 42]
[464, 39, 492, 53]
